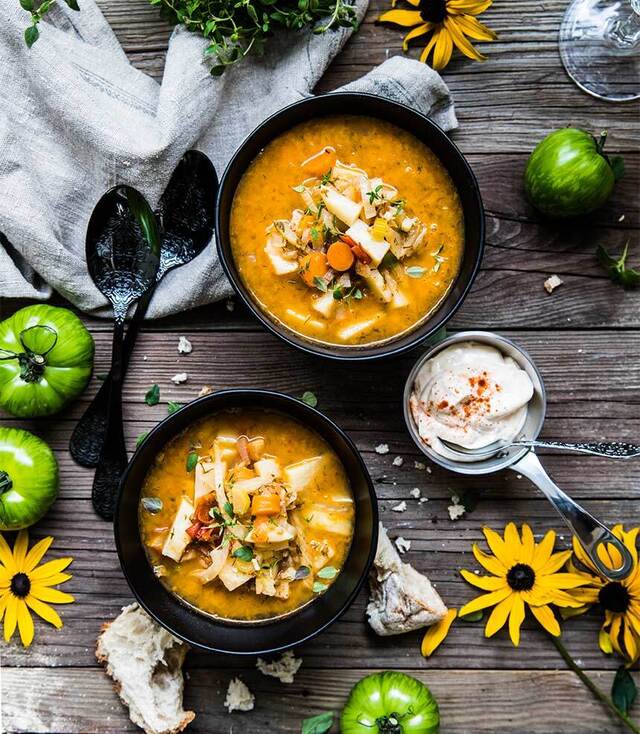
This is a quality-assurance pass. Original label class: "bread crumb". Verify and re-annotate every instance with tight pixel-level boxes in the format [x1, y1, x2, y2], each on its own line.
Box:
[375, 443, 390, 455]
[395, 537, 411, 554]
[226, 299, 235, 312]
[177, 336, 192, 354]
[419, 497, 429, 503]
[414, 460, 425, 470]
[426, 466, 432, 474]
[410, 488, 421, 499]
[391, 501, 407, 512]
[392, 456, 404, 467]
[448, 494, 466, 521]
[256, 650, 302, 684]
[171, 372, 188, 385]
[224, 678, 254, 713]
[544, 275, 563, 294]
[618, 214, 625, 222]
[198, 385, 214, 397]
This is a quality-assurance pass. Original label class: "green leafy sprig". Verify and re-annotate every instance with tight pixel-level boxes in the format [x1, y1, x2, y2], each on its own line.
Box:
[597, 242, 640, 289]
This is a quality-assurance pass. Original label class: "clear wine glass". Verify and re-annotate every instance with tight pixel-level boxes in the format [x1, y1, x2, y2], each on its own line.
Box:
[559, 0, 640, 101]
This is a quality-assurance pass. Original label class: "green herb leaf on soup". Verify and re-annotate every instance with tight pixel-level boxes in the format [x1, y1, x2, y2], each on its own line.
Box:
[145, 384, 160, 406]
[301, 391, 318, 407]
[186, 451, 198, 473]
[316, 566, 338, 579]
[223, 501, 235, 517]
[406, 266, 426, 279]
[313, 276, 328, 293]
[312, 581, 328, 593]
[232, 546, 254, 562]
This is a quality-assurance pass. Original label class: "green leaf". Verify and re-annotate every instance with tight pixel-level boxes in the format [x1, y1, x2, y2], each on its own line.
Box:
[141, 496, 163, 514]
[295, 565, 310, 580]
[232, 546, 254, 562]
[459, 609, 483, 622]
[612, 665, 637, 715]
[301, 391, 318, 408]
[186, 451, 198, 472]
[64, 0, 80, 10]
[406, 266, 426, 279]
[135, 432, 149, 448]
[313, 276, 328, 292]
[316, 565, 337, 579]
[145, 384, 160, 406]
[610, 155, 625, 181]
[19, 0, 34, 10]
[24, 25, 39, 48]
[312, 581, 328, 593]
[597, 242, 640, 289]
[167, 401, 183, 414]
[301, 711, 334, 734]
[223, 501, 234, 517]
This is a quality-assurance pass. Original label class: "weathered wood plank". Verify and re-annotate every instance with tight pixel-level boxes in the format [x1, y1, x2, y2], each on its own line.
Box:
[2, 667, 634, 733]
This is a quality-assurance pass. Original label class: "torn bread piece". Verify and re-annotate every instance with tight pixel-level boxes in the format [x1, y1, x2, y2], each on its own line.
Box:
[224, 677, 255, 712]
[96, 603, 194, 734]
[256, 650, 302, 684]
[367, 523, 447, 636]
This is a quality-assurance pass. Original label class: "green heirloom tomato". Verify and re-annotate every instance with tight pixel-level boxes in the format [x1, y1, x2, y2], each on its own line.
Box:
[341, 671, 439, 734]
[0, 427, 58, 529]
[524, 129, 624, 218]
[0, 305, 94, 417]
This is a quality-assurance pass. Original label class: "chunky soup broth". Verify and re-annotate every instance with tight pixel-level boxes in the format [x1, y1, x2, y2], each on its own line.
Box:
[139, 410, 354, 621]
[230, 115, 464, 346]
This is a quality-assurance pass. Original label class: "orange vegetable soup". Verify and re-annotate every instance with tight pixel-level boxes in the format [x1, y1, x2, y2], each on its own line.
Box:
[230, 115, 464, 346]
[139, 409, 354, 621]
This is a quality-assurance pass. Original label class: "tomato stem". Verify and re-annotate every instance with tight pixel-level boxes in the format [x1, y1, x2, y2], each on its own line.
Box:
[597, 130, 608, 154]
[0, 471, 13, 495]
[374, 713, 403, 734]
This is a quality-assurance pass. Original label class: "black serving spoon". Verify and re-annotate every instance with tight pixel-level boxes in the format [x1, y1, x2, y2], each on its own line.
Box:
[70, 151, 218, 470]
[86, 186, 160, 520]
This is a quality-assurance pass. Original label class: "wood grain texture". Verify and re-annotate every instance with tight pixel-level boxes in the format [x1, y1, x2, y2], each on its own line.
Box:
[1, 0, 639, 731]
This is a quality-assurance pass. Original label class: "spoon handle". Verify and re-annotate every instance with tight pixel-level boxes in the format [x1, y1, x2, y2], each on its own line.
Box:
[512, 452, 634, 581]
[69, 287, 155, 468]
[91, 320, 129, 520]
[518, 439, 640, 459]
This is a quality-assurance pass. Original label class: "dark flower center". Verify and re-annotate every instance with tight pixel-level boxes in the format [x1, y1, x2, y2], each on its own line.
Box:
[10, 572, 31, 598]
[599, 582, 630, 614]
[507, 563, 535, 591]
[419, 0, 448, 23]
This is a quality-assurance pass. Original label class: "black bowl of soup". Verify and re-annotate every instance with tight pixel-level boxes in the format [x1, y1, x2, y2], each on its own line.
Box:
[216, 92, 484, 361]
[115, 389, 378, 655]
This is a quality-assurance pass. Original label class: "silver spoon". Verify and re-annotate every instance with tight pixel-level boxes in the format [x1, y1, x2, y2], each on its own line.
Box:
[442, 438, 640, 461]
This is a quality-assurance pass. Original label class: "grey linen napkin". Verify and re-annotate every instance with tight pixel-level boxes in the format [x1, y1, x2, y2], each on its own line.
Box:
[0, 0, 457, 318]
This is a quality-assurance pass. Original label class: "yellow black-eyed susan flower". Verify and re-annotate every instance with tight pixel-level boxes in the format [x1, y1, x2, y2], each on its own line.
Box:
[566, 525, 640, 664]
[0, 530, 73, 647]
[458, 523, 589, 646]
[379, 0, 497, 71]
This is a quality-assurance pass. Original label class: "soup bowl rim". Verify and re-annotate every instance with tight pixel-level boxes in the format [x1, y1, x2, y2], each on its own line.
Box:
[215, 91, 485, 361]
[114, 388, 379, 655]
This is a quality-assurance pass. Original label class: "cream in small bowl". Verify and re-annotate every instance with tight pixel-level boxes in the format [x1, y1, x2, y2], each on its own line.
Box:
[409, 341, 534, 461]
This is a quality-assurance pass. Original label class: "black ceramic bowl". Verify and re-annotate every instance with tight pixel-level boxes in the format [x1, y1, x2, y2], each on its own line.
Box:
[115, 389, 378, 655]
[216, 92, 484, 361]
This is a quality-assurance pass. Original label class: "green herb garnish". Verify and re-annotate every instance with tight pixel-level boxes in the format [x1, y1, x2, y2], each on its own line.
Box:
[167, 401, 183, 414]
[232, 546, 254, 562]
[301, 711, 334, 734]
[223, 501, 235, 517]
[406, 266, 426, 279]
[144, 384, 160, 406]
[316, 566, 338, 579]
[312, 581, 328, 593]
[597, 242, 640, 288]
[313, 276, 328, 292]
[320, 170, 333, 185]
[301, 391, 318, 407]
[366, 184, 383, 204]
[135, 432, 149, 449]
[186, 451, 198, 472]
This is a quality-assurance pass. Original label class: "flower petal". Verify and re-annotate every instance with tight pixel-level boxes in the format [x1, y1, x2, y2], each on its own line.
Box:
[24, 536, 53, 573]
[450, 13, 497, 41]
[26, 596, 62, 629]
[16, 599, 34, 647]
[403, 22, 434, 51]
[550, 589, 588, 608]
[4, 594, 18, 641]
[566, 587, 599, 604]
[520, 524, 535, 564]
[0, 591, 10, 621]
[482, 526, 512, 567]
[421, 608, 457, 657]
[420, 30, 440, 64]
[599, 628, 613, 654]
[432, 26, 454, 70]
[533, 530, 557, 569]
[539, 550, 573, 576]
[460, 569, 506, 591]
[537, 572, 591, 590]
[508, 594, 525, 646]
[30, 557, 73, 582]
[472, 544, 507, 577]
[459, 586, 512, 617]
[572, 536, 598, 575]
[0, 534, 16, 572]
[447, 0, 493, 14]
[609, 615, 624, 657]
[623, 622, 639, 663]
[31, 586, 74, 604]
[13, 530, 29, 570]
[378, 9, 422, 26]
[530, 604, 560, 637]
[444, 17, 485, 61]
[484, 594, 513, 638]
[36, 573, 72, 587]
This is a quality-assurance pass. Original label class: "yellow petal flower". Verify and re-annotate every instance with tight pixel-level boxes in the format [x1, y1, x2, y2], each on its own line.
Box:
[13, 530, 29, 570]
[24, 536, 54, 573]
[447, 0, 493, 14]
[530, 604, 561, 637]
[532, 530, 557, 569]
[37, 572, 72, 588]
[599, 628, 613, 654]
[4, 594, 18, 641]
[508, 594, 525, 646]
[378, 9, 423, 26]
[484, 594, 514, 638]
[444, 16, 485, 61]
[482, 526, 511, 565]
[403, 22, 434, 51]
[420, 31, 440, 63]
[29, 557, 73, 582]
[0, 534, 16, 572]
[17, 599, 34, 647]
[421, 609, 457, 657]
[432, 26, 454, 70]
[459, 586, 512, 617]
[472, 544, 507, 577]
[539, 550, 573, 576]
[26, 596, 63, 629]
[460, 568, 506, 591]
[451, 13, 497, 40]
[537, 572, 590, 590]
[520, 524, 535, 564]
[30, 586, 75, 605]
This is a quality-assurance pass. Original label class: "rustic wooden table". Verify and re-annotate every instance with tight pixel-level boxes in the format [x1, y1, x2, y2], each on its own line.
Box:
[1, 0, 638, 731]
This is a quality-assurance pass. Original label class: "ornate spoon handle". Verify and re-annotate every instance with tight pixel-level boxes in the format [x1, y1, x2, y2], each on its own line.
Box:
[517, 440, 640, 459]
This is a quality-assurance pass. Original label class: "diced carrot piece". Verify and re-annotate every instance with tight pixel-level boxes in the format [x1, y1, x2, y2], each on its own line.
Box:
[300, 251, 328, 288]
[327, 241, 355, 272]
[186, 521, 202, 540]
[301, 147, 337, 178]
[195, 492, 217, 524]
[251, 493, 281, 516]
